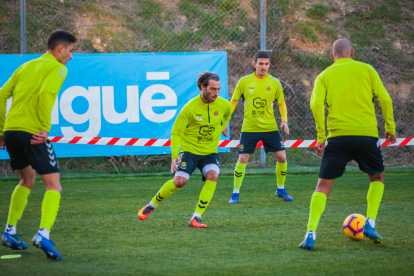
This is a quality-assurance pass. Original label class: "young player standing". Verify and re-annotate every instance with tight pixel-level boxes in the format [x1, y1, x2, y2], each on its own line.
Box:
[0, 30, 78, 260]
[299, 39, 396, 250]
[138, 72, 231, 228]
[224, 51, 292, 204]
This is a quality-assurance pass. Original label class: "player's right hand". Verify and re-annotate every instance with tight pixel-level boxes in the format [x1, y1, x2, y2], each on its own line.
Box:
[385, 131, 397, 144]
[171, 157, 181, 173]
[221, 125, 228, 137]
[315, 142, 325, 157]
[31, 130, 49, 145]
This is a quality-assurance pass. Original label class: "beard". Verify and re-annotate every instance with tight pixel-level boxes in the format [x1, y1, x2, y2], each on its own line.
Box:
[203, 89, 214, 103]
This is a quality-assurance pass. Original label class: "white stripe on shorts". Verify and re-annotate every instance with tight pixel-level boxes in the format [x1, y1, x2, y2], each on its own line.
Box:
[202, 164, 220, 177]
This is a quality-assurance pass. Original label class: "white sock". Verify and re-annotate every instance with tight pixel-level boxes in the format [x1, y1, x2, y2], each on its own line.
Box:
[148, 200, 156, 208]
[38, 228, 50, 239]
[367, 218, 375, 228]
[192, 212, 202, 220]
[5, 224, 16, 235]
[306, 231, 316, 240]
[233, 190, 239, 194]
[278, 186, 285, 190]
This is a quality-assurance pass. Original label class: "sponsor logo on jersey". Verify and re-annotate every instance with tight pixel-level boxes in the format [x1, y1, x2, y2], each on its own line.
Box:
[253, 97, 267, 109]
[199, 126, 215, 136]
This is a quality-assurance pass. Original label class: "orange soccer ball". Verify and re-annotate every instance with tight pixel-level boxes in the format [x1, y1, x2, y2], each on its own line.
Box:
[343, 214, 366, 241]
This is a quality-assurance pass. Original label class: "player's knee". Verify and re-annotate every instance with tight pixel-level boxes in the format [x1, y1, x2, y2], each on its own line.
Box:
[276, 156, 287, 163]
[205, 171, 218, 182]
[52, 184, 62, 194]
[275, 151, 287, 163]
[238, 155, 249, 163]
[56, 185, 62, 194]
[174, 178, 187, 188]
[19, 178, 35, 189]
[369, 172, 384, 183]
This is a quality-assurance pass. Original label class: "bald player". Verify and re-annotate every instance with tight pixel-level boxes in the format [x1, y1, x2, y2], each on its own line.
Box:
[299, 39, 396, 250]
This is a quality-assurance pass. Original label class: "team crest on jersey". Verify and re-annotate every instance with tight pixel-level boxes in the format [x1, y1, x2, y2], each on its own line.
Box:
[180, 162, 187, 168]
[248, 87, 254, 94]
[213, 110, 219, 118]
[266, 86, 271, 93]
[240, 144, 244, 150]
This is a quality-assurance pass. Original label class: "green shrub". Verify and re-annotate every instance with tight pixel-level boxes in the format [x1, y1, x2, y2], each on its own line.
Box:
[219, 0, 238, 12]
[306, 4, 328, 19]
[294, 22, 318, 42]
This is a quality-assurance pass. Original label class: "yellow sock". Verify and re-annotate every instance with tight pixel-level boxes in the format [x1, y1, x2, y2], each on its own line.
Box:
[307, 192, 327, 232]
[40, 190, 61, 231]
[276, 161, 287, 188]
[7, 185, 31, 226]
[233, 162, 247, 191]
[367, 181, 384, 220]
[151, 179, 179, 207]
[195, 180, 217, 215]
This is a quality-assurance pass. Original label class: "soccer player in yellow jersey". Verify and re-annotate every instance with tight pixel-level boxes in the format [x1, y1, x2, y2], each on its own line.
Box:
[138, 72, 231, 228]
[299, 39, 396, 250]
[0, 30, 78, 260]
[224, 51, 292, 204]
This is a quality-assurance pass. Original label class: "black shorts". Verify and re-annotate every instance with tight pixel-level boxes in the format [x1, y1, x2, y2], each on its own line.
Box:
[175, 152, 220, 181]
[238, 131, 285, 154]
[319, 136, 384, 179]
[4, 131, 60, 175]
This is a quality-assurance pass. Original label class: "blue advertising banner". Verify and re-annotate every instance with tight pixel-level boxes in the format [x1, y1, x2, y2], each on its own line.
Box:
[0, 52, 229, 158]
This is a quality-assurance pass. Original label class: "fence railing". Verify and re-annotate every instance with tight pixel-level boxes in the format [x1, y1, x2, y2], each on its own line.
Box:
[0, 0, 413, 174]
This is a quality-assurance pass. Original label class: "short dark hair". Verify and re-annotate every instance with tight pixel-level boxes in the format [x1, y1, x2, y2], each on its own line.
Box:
[197, 71, 220, 90]
[254, 51, 270, 63]
[47, 30, 78, 50]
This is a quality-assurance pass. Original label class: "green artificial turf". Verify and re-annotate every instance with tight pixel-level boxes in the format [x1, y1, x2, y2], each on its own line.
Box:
[1, 173, 413, 275]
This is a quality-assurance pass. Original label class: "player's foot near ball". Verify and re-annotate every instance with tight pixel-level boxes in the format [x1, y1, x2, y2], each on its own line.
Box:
[276, 188, 294, 201]
[189, 217, 207, 228]
[32, 233, 62, 260]
[138, 205, 154, 220]
[229, 193, 239, 204]
[2, 232, 28, 250]
[363, 221, 383, 244]
[298, 231, 316, 250]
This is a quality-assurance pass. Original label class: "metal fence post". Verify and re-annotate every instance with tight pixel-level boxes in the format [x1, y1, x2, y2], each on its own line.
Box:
[20, 0, 27, 54]
[260, 0, 266, 166]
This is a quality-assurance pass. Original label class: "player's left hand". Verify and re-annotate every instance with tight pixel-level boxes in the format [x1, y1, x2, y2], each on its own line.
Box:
[31, 130, 49, 145]
[280, 121, 289, 135]
[385, 131, 397, 144]
[222, 125, 228, 137]
[315, 142, 325, 157]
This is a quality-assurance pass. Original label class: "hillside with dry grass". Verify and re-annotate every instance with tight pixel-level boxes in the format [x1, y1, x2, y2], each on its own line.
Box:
[1, 0, 414, 54]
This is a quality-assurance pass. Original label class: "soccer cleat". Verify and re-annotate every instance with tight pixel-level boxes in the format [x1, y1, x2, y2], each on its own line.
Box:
[298, 231, 316, 250]
[276, 188, 294, 201]
[229, 193, 239, 204]
[32, 233, 62, 260]
[363, 221, 383, 244]
[1, 232, 28, 250]
[138, 205, 154, 220]
[188, 217, 207, 228]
